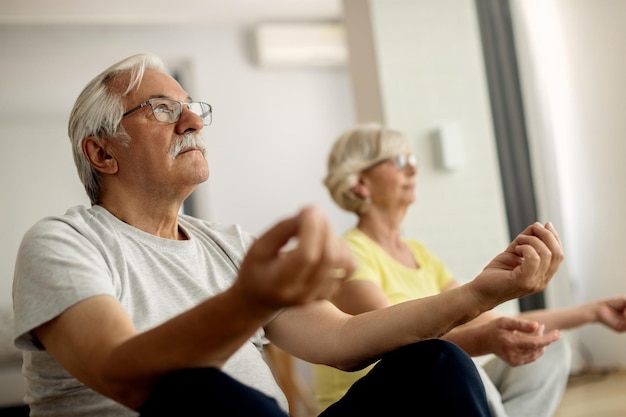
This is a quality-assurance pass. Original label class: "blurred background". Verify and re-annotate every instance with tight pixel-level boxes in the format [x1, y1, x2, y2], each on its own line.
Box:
[1, 0, 625, 410]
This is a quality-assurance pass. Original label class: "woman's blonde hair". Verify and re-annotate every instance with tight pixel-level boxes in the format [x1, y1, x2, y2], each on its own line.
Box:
[323, 122, 410, 214]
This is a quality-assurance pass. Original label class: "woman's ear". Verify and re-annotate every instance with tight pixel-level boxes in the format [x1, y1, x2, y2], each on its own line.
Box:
[82, 136, 118, 174]
[352, 181, 370, 198]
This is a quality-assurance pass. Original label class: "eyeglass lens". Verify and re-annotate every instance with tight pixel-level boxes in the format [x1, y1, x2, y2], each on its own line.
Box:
[151, 99, 212, 126]
[392, 154, 417, 169]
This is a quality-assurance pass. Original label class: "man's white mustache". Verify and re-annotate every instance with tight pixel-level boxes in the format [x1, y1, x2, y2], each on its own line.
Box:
[169, 134, 207, 159]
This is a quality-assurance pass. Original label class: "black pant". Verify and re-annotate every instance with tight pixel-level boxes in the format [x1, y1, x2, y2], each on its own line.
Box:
[140, 339, 492, 417]
[321, 339, 492, 416]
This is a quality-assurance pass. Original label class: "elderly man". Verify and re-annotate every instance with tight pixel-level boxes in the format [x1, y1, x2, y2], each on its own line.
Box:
[13, 53, 564, 417]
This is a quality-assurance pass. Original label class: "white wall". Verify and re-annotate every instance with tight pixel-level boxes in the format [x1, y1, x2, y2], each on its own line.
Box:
[512, 0, 626, 369]
[374, 0, 511, 284]
[0, 24, 356, 311]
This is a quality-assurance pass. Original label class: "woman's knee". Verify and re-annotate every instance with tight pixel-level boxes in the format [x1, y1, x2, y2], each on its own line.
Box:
[545, 337, 572, 376]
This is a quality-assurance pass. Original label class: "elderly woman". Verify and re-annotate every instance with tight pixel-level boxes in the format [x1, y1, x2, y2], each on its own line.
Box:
[314, 122, 626, 417]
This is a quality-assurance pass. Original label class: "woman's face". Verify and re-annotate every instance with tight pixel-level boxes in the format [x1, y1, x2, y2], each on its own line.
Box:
[359, 151, 418, 211]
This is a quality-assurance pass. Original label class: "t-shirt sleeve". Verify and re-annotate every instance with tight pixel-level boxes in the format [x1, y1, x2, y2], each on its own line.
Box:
[12, 217, 117, 351]
[343, 230, 384, 286]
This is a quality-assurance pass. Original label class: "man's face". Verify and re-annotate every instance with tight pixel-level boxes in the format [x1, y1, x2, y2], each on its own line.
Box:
[112, 70, 209, 199]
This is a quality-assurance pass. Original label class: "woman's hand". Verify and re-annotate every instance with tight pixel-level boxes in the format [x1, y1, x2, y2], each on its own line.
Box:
[593, 297, 626, 332]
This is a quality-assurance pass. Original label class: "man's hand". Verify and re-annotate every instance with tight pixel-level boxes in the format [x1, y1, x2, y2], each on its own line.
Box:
[485, 317, 561, 366]
[469, 222, 564, 310]
[235, 206, 357, 312]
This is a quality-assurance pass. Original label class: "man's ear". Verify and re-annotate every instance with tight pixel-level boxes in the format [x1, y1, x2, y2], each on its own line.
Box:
[82, 136, 118, 174]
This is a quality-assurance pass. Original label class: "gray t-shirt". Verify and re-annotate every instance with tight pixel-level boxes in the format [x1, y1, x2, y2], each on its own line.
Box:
[12, 205, 288, 416]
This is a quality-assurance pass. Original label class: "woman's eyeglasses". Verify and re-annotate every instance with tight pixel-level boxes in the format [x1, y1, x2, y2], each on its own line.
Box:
[364, 154, 417, 171]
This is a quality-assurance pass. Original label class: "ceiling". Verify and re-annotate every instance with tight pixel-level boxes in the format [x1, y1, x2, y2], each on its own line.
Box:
[0, 0, 343, 26]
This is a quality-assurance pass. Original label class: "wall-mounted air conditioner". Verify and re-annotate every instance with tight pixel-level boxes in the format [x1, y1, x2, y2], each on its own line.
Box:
[253, 22, 347, 68]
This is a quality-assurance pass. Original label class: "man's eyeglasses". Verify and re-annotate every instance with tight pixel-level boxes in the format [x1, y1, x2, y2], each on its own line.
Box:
[364, 154, 417, 171]
[122, 98, 212, 126]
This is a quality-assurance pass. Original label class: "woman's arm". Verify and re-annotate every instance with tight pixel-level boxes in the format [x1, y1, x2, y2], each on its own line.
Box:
[517, 297, 626, 332]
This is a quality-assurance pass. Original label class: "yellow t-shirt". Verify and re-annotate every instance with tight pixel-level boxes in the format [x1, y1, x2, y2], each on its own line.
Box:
[313, 228, 454, 411]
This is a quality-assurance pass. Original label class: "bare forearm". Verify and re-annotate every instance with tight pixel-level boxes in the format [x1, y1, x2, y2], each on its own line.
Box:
[440, 310, 500, 355]
[441, 326, 489, 357]
[122, 293, 266, 362]
[517, 303, 597, 331]
[281, 284, 489, 371]
[342, 287, 488, 369]
[40, 287, 277, 410]
[108, 289, 275, 407]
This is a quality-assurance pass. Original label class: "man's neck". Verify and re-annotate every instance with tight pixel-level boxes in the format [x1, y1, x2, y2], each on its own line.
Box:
[98, 198, 186, 240]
